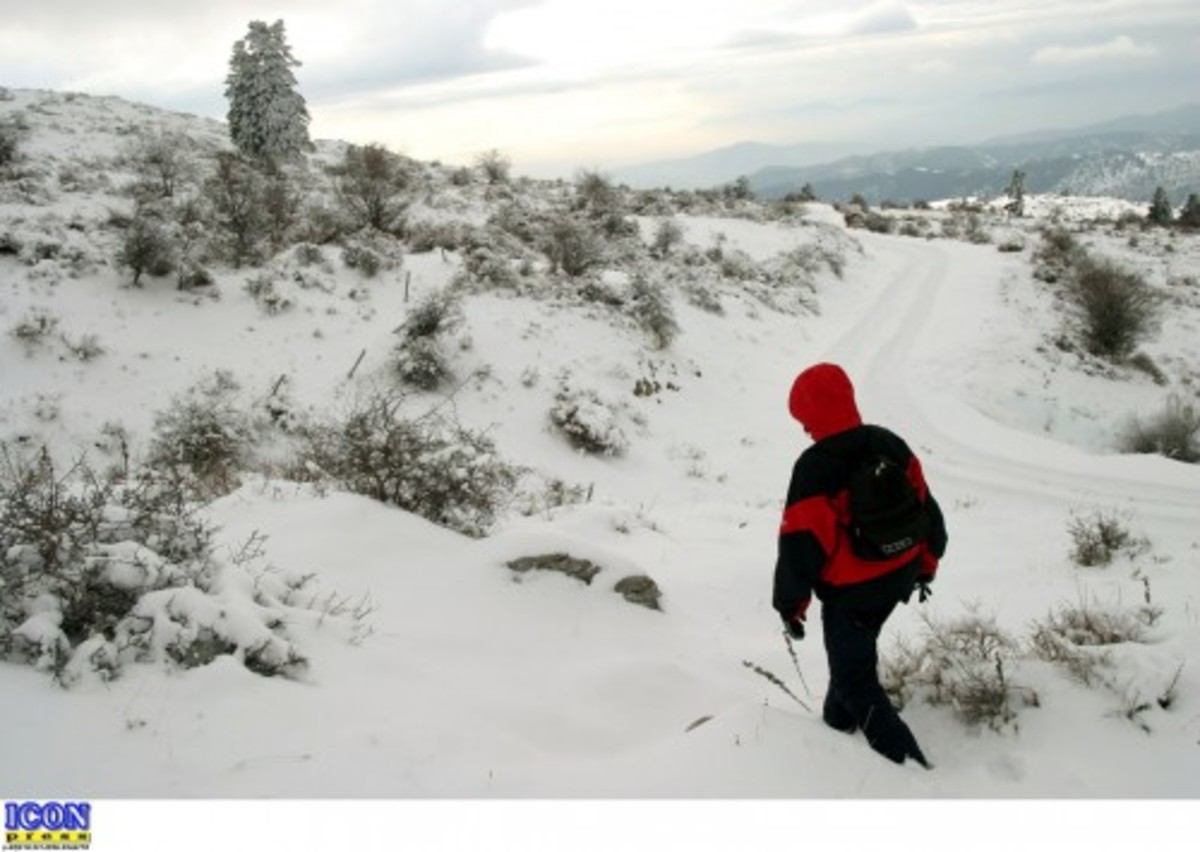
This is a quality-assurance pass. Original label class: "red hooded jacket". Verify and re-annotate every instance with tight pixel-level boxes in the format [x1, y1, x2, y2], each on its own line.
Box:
[774, 364, 947, 622]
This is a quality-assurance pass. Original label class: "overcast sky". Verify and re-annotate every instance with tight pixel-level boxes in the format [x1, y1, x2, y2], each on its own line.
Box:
[2, 0, 1197, 177]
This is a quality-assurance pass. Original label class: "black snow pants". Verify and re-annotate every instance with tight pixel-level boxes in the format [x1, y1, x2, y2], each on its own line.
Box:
[821, 601, 930, 767]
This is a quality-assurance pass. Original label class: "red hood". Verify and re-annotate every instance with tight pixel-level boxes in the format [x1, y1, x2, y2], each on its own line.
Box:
[788, 363, 862, 440]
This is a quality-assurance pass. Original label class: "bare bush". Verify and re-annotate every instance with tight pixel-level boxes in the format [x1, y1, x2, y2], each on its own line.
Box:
[1069, 257, 1159, 359]
[337, 143, 411, 233]
[1033, 225, 1084, 283]
[627, 274, 678, 349]
[651, 217, 684, 258]
[127, 131, 194, 200]
[475, 149, 511, 185]
[544, 214, 605, 277]
[0, 117, 23, 169]
[301, 391, 520, 537]
[881, 607, 1036, 731]
[9, 308, 60, 352]
[118, 209, 176, 286]
[1067, 508, 1145, 567]
[1120, 395, 1199, 463]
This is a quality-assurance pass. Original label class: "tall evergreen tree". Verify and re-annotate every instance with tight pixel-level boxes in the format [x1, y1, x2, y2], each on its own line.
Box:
[224, 19, 311, 164]
[1178, 193, 1200, 229]
[1005, 168, 1026, 217]
[1147, 186, 1173, 226]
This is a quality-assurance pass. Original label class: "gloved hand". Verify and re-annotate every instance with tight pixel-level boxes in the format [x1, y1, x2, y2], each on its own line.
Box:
[916, 578, 933, 603]
[782, 618, 806, 640]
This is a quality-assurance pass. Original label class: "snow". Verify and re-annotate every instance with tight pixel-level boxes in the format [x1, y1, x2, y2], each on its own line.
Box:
[2, 89, 1199, 849]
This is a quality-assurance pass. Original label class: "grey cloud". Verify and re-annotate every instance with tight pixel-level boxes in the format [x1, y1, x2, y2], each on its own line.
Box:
[846, 2, 918, 35]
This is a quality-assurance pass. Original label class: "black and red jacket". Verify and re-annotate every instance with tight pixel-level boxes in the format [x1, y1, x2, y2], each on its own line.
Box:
[773, 363, 947, 622]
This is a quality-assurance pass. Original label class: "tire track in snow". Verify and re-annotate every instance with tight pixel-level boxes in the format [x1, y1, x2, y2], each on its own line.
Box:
[821, 235, 1200, 524]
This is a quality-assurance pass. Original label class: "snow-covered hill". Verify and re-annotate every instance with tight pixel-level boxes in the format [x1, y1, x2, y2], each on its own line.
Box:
[2, 90, 1199, 846]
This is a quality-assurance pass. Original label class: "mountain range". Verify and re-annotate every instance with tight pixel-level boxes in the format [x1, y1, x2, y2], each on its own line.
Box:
[613, 103, 1200, 205]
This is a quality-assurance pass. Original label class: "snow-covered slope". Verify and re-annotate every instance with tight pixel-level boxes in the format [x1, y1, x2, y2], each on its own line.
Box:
[2, 91, 1199, 824]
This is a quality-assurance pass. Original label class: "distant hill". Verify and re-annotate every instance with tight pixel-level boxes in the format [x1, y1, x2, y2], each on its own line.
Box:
[614, 104, 1200, 204]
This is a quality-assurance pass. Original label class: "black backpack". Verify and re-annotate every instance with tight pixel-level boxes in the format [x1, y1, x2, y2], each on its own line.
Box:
[846, 453, 930, 560]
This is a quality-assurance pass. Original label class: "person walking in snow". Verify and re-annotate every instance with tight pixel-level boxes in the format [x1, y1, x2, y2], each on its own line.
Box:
[773, 362, 947, 768]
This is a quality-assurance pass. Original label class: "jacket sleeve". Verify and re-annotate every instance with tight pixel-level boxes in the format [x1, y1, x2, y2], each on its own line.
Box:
[772, 456, 835, 621]
[918, 490, 948, 579]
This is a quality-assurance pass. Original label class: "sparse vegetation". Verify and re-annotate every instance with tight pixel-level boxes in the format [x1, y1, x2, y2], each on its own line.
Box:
[1067, 508, 1145, 566]
[336, 143, 411, 233]
[1120, 395, 1200, 463]
[881, 607, 1035, 731]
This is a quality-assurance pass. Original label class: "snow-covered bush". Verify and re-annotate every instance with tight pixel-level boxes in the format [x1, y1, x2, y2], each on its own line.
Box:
[244, 271, 295, 314]
[341, 242, 382, 277]
[627, 273, 678, 349]
[126, 130, 195, 200]
[393, 288, 464, 390]
[881, 607, 1036, 732]
[452, 245, 522, 292]
[9, 308, 60, 353]
[1029, 597, 1172, 730]
[543, 214, 605, 277]
[300, 391, 520, 537]
[0, 447, 309, 684]
[549, 381, 630, 456]
[1030, 600, 1150, 684]
[1067, 508, 1146, 567]
[650, 217, 684, 258]
[147, 371, 255, 497]
[1120, 394, 1199, 463]
[203, 151, 267, 268]
[0, 118, 22, 169]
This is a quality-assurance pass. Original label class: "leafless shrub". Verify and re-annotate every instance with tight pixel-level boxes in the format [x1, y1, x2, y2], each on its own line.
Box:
[627, 273, 678, 349]
[476, 149, 511, 185]
[881, 607, 1036, 732]
[1069, 256, 1159, 359]
[650, 217, 684, 258]
[544, 214, 605, 277]
[9, 308, 60, 351]
[336, 143, 412, 233]
[1067, 508, 1146, 566]
[1120, 395, 1199, 463]
[300, 390, 520, 537]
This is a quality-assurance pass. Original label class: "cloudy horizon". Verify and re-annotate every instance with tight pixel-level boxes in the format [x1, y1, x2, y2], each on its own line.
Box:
[2, 0, 1197, 178]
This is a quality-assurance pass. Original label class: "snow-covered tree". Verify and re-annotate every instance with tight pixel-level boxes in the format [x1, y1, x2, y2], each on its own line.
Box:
[1005, 168, 1026, 218]
[224, 19, 311, 164]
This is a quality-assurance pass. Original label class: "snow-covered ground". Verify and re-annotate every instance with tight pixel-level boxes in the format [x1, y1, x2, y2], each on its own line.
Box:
[2, 90, 1199, 849]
